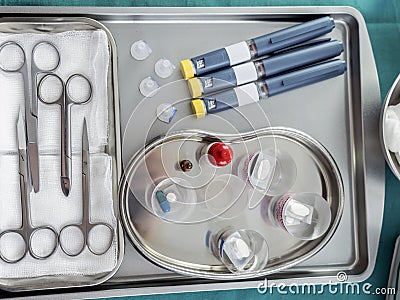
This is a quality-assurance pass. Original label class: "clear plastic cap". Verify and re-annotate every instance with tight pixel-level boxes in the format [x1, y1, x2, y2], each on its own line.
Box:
[156, 103, 177, 124]
[131, 40, 152, 61]
[139, 76, 159, 97]
[203, 174, 247, 219]
[155, 58, 176, 78]
[266, 149, 297, 195]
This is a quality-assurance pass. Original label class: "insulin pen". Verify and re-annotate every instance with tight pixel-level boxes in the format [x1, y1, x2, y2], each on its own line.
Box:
[187, 40, 344, 97]
[180, 16, 335, 79]
[191, 59, 346, 118]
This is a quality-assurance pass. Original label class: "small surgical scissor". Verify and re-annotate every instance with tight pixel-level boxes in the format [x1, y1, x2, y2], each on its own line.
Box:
[0, 116, 58, 263]
[37, 73, 92, 196]
[58, 119, 113, 256]
[0, 41, 61, 193]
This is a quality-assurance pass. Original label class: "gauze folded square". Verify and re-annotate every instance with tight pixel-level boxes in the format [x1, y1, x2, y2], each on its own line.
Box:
[0, 30, 117, 278]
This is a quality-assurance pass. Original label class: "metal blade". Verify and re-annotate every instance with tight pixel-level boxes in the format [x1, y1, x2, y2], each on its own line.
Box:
[82, 118, 89, 176]
[27, 143, 39, 192]
[19, 112, 39, 192]
[17, 114, 28, 189]
[17, 114, 26, 151]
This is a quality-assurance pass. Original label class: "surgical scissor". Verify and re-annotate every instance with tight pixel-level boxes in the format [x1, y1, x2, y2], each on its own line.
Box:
[59, 119, 113, 256]
[0, 41, 60, 193]
[37, 73, 92, 197]
[0, 116, 58, 263]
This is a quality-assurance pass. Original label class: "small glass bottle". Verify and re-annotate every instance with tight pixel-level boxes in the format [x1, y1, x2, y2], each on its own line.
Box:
[205, 228, 269, 274]
[237, 148, 296, 196]
[201, 142, 233, 168]
[150, 177, 197, 223]
[268, 192, 331, 240]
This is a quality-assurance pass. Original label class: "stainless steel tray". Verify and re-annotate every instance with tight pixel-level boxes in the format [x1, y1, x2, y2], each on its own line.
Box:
[0, 6, 384, 299]
[0, 17, 124, 292]
[121, 127, 344, 279]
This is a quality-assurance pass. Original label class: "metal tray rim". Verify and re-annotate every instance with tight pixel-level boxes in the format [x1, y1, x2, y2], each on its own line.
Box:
[380, 74, 400, 181]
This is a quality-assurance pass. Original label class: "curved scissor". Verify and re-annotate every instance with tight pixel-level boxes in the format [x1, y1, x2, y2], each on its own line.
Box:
[37, 73, 92, 197]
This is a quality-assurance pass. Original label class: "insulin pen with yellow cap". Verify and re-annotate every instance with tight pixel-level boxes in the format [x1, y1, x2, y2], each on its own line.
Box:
[180, 16, 335, 79]
[191, 59, 346, 118]
[187, 40, 344, 98]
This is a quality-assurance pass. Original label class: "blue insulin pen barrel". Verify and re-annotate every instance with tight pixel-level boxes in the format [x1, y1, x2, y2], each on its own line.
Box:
[187, 40, 344, 97]
[191, 59, 346, 118]
[180, 16, 335, 79]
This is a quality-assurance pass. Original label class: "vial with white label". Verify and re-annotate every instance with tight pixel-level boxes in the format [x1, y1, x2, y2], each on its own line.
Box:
[269, 192, 331, 240]
[237, 148, 296, 196]
[205, 228, 269, 274]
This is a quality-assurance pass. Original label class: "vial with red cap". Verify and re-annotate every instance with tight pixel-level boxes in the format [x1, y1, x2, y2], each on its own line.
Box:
[202, 142, 233, 167]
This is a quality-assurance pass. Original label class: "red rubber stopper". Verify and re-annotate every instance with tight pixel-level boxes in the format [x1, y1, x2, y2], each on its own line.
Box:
[207, 142, 233, 167]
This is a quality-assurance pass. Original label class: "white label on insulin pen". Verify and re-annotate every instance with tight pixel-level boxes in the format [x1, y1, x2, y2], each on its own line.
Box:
[233, 62, 258, 85]
[225, 41, 251, 66]
[235, 83, 260, 107]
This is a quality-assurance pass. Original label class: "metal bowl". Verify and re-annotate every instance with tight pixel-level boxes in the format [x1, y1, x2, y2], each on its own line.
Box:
[120, 127, 344, 280]
[381, 74, 400, 180]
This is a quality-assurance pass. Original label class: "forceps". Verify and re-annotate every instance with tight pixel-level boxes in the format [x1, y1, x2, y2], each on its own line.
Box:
[0, 116, 58, 263]
[37, 73, 92, 196]
[0, 41, 60, 193]
[59, 119, 114, 256]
